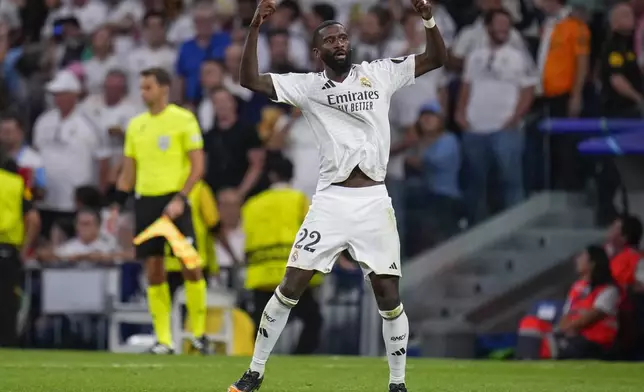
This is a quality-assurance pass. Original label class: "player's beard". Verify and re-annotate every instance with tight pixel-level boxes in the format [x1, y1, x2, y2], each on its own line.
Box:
[321, 48, 353, 74]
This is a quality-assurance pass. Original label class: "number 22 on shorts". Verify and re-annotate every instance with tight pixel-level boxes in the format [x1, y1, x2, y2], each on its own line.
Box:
[294, 228, 322, 253]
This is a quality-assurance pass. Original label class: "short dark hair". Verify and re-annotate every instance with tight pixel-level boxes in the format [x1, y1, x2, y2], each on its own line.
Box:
[0, 112, 24, 130]
[368, 5, 392, 27]
[586, 244, 614, 289]
[620, 214, 643, 247]
[267, 29, 290, 41]
[143, 11, 166, 26]
[141, 67, 172, 86]
[484, 8, 512, 26]
[266, 154, 294, 182]
[278, 0, 301, 20]
[312, 20, 343, 47]
[312, 3, 336, 22]
[75, 186, 103, 209]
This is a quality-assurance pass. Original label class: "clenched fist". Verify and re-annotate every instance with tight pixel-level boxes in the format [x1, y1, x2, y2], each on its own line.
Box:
[251, 0, 277, 27]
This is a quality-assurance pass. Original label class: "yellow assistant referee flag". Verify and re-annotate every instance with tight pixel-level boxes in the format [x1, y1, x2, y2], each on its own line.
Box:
[133, 216, 202, 270]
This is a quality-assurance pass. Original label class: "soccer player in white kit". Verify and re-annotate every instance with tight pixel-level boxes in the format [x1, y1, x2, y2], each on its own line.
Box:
[229, 1, 446, 391]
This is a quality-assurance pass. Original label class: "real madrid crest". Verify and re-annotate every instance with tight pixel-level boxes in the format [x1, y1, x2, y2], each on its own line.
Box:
[291, 250, 299, 263]
[157, 135, 170, 151]
[360, 77, 372, 88]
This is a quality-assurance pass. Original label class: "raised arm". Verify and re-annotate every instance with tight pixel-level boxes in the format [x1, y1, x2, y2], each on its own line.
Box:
[411, 0, 448, 78]
[240, 0, 278, 99]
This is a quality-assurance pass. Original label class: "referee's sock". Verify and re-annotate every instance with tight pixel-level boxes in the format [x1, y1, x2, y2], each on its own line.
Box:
[185, 279, 207, 338]
[380, 303, 408, 385]
[147, 283, 173, 348]
[249, 288, 298, 377]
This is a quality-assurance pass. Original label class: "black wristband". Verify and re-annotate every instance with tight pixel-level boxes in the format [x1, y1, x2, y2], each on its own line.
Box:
[112, 190, 129, 209]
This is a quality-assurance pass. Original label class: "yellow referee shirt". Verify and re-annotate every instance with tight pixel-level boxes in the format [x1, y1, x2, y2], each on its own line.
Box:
[124, 104, 203, 196]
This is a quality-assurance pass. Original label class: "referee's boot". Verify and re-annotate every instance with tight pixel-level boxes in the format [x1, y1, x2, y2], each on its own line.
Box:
[190, 335, 212, 355]
[228, 370, 263, 392]
[389, 383, 407, 392]
[148, 342, 175, 355]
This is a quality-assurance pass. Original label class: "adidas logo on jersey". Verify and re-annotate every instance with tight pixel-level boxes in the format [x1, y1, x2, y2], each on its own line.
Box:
[321, 80, 336, 90]
[389, 263, 398, 270]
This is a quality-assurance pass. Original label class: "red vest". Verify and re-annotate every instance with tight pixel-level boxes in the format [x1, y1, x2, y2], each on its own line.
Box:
[610, 248, 642, 288]
[566, 280, 618, 348]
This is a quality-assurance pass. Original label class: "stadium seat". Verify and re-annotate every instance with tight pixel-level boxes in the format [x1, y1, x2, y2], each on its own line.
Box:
[171, 288, 236, 354]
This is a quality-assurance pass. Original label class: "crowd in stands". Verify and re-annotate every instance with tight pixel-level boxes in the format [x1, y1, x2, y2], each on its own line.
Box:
[1, 0, 644, 351]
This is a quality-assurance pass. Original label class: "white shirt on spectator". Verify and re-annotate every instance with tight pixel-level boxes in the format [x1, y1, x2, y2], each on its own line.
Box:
[126, 45, 177, 101]
[463, 42, 537, 133]
[55, 235, 118, 259]
[433, 3, 457, 48]
[452, 17, 528, 61]
[80, 94, 141, 161]
[107, 0, 145, 56]
[216, 227, 245, 268]
[167, 14, 196, 46]
[197, 98, 216, 132]
[42, 0, 109, 37]
[83, 55, 122, 95]
[33, 109, 111, 212]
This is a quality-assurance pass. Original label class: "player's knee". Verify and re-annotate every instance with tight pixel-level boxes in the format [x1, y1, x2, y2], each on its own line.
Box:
[182, 267, 203, 282]
[145, 257, 166, 285]
[370, 275, 401, 311]
[278, 268, 315, 301]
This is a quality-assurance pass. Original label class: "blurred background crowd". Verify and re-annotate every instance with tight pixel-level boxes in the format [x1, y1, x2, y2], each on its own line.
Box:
[1, 0, 644, 359]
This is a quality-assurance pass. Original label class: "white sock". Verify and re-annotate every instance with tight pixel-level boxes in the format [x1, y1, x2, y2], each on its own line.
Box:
[380, 304, 409, 385]
[249, 288, 297, 377]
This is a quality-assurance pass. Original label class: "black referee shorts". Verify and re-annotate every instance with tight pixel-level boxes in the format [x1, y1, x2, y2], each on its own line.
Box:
[134, 193, 195, 260]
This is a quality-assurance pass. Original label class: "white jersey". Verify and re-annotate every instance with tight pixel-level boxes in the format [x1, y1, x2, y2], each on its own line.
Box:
[269, 55, 416, 191]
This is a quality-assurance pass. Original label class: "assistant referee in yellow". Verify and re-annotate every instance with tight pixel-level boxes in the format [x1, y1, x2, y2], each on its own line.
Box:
[112, 67, 207, 355]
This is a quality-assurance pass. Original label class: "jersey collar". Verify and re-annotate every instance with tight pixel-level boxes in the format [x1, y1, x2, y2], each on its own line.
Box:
[322, 65, 357, 83]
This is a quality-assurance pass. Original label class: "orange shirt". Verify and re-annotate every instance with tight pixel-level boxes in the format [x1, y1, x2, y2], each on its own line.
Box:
[542, 17, 590, 97]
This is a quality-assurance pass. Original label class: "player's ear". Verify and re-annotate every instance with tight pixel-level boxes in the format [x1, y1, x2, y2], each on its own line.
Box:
[312, 47, 320, 60]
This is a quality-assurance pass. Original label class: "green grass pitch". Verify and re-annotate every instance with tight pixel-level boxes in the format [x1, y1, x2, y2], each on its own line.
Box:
[0, 350, 642, 391]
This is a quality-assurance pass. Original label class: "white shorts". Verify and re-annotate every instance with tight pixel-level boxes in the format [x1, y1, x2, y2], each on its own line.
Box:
[286, 184, 401, 277]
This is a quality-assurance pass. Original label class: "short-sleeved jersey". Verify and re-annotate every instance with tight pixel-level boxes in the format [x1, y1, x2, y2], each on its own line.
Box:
[124, 104, 203, 196]
[269, 55, 416, 190]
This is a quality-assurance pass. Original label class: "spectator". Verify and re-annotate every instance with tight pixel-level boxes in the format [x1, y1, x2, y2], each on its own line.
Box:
[80, 69, 139, 173]
[600, 3, 643, 118]
[48, 16, 87, 71]
[266, 29, 302, 74]
[605, 215, 644, 291]
[82, 25, 120, 95]
[37, 208, 121, 264]
[456, 9, 535, 223]
[432, 1, 457, 48]
[215, 188, 245, 288]
[404, 102, 462, 251]
[304, 3, 337, 35]
[126, 11, 177, 103]
[204, 88, 267, 199]
[176, 1, 231, 104]
[42, 0, 108, 37]
[450, 0, 528, 71]
[0, 113, 46, 197]
[517, 245, 620, 360]
[33, 70, 110, 238]
[257, 0, 309, 72]
[534, 0, 591, 191]
[353, 6, 405, 63]
[632, 0, 644, 66]
[197, 59, 225, 131]
[0, 20, 25, 112]
[107, 0, 145, 56]
[222, 43, 272, 124]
